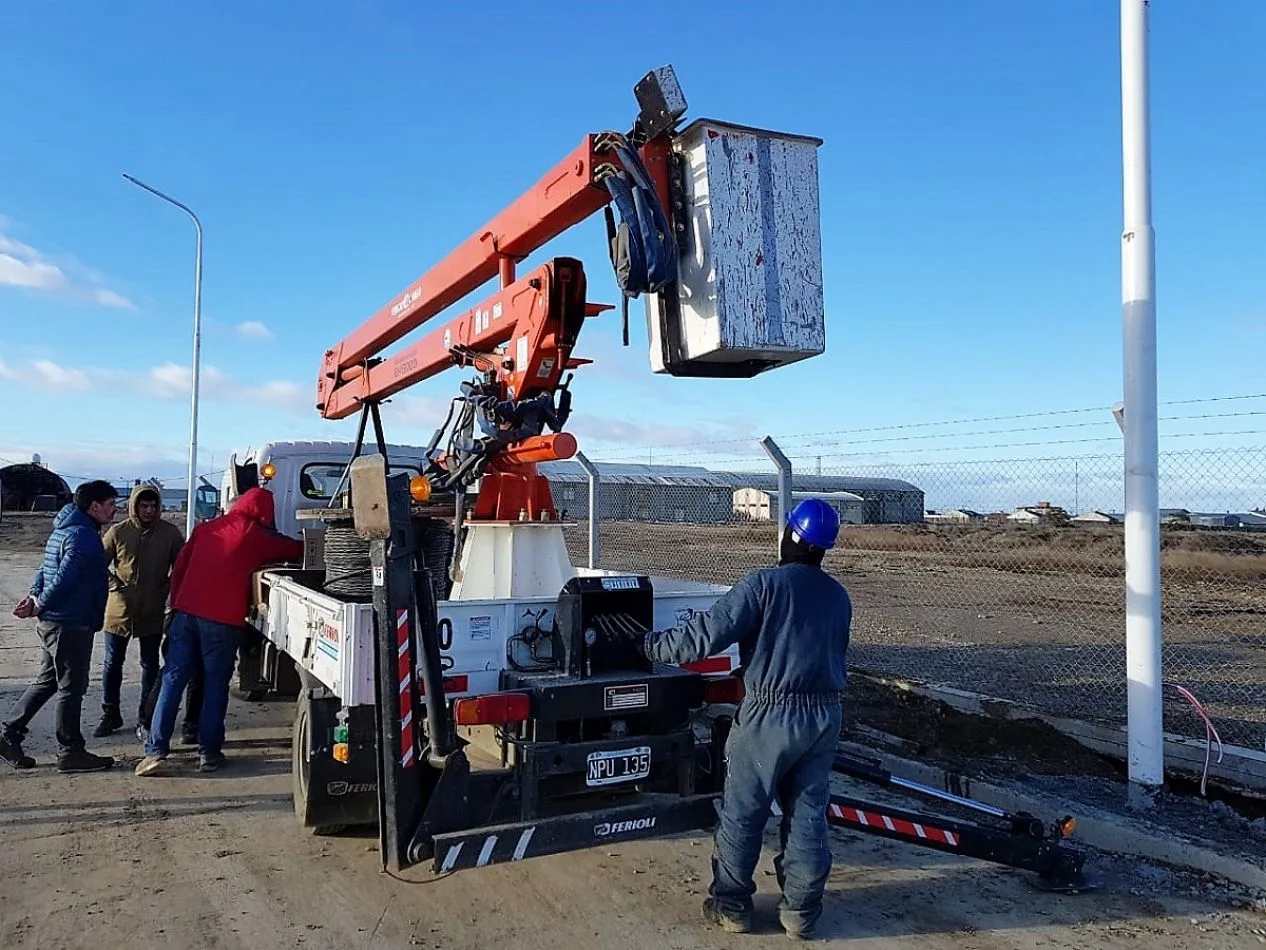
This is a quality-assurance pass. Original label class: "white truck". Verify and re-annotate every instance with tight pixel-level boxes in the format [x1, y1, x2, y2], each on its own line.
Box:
[224, 441, 741, 844]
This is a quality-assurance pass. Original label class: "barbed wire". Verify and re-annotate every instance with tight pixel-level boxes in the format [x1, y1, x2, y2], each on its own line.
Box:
[592, 392, 1266, 461]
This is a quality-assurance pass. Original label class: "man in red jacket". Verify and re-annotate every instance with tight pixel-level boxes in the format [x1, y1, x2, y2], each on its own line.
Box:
[135, 487, 303, 775]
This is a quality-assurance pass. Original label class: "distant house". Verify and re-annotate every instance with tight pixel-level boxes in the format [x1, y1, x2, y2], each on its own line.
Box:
[1008, 502, 1070, 525]
[1071, 510, 1121, 525]
[733, 488, 866, 525]
[1006, 508, 1043, 524]
[925, 508, 984, 523]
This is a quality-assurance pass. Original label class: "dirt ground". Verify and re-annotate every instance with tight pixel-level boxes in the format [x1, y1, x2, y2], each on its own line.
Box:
[3, 526, 1266, 947]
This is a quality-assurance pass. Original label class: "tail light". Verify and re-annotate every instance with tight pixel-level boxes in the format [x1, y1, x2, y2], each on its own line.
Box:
[682, 657, 732, 675]
[454, 692, 531, 726]
[703, 676, 745, 706]
[419, 674, 469, 696]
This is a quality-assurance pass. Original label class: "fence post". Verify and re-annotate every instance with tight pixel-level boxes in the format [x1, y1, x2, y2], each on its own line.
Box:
[760, 436, 792, 554]
[576, 452, 600, 569]
[1120, 0, 1164, 810]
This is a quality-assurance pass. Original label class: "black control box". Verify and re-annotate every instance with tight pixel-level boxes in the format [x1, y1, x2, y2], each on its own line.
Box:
[554, 575, 655, 678]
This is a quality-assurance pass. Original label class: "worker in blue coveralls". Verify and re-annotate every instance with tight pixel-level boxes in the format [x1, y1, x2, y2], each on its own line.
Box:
[638, 498, 851, 940]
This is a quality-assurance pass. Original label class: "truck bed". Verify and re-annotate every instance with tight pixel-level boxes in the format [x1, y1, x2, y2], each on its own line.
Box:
[250, 568, 735, 705]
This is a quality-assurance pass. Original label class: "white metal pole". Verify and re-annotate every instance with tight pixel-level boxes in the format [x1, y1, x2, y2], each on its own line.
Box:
[575, 452, 601, 569]
[123, 174, 204, 538]
[759, 436, 792, 555]
[1120, 0, 1164, 807]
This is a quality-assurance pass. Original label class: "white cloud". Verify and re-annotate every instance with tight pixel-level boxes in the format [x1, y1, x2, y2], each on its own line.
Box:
[136, 361, 308, 412]
[381, 394, 457, 431]
[567, 413, 758, 456]
[30, 359, 90, 391]
[0, 221, 136, 310]
[236, 320, 274, 340]
[92, 289, 136, 310]
[0, 357, 92, 391]
[0, 355, 307, 411]
[0, 437, 216, 486]
[0, 252, 70, 292]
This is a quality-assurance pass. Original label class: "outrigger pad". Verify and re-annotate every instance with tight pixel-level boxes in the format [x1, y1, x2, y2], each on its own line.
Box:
[348, 454, 391, 539]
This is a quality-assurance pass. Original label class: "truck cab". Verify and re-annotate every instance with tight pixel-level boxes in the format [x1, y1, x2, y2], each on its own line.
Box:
[220, 440, 431, 538]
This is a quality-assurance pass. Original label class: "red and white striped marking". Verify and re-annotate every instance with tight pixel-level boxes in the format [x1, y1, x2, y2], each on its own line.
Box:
[827, 803, 959, 847]
[396, 609, 415, 768]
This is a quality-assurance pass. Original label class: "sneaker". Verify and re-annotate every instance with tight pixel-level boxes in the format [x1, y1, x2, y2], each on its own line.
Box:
[92, 708, 124, 738]
[0, 735, 35, 770]
[56, 749, 115, 773]
[198, 753, 227, 773]
[134, 755, 168, 777]
[179, 726, 199, 746]
[702, 898, 752, 934]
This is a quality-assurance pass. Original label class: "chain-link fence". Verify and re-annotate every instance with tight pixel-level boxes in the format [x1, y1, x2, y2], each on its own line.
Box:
[562, 444, 1266, 752]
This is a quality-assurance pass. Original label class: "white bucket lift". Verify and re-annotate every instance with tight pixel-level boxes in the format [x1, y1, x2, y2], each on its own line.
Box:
[647, 118, 826, 376]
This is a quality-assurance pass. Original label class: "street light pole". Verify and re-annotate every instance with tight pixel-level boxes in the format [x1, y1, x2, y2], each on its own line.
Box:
[123, 174, 204, 538]
[1119, 0, 1163, 809]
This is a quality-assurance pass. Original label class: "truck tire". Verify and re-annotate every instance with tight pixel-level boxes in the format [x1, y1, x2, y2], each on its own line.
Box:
[292, 694, 348, 836]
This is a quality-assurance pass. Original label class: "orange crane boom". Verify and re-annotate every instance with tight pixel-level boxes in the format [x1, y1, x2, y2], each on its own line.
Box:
[316, 135, 672, 421]
[314, 68, 689, 523]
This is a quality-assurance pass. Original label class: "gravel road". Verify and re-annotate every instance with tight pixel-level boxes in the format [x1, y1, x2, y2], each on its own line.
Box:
[2, 544, 1264, 949]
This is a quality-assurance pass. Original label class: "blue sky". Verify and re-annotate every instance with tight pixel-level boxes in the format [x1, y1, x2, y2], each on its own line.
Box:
[1, 1, 1263, 505]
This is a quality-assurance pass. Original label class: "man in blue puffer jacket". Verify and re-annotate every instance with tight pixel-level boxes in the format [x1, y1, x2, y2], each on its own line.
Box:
[1, 480, 119, 773]
[640, 498, 851, 941]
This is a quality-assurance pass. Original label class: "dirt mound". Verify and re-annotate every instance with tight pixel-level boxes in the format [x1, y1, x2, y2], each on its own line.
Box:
[844, 675, 1125, 780]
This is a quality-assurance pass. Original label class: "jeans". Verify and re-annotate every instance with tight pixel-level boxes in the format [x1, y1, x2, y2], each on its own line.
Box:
[710, 697, 843, 933]
[101, 633, 162, 721]
[139, 638, 204, 732]
[2, 621, 95, 754]
[145, 612, 241, 758]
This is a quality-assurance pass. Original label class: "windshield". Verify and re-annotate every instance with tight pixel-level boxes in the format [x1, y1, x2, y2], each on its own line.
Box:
[298, 461, 423, 500]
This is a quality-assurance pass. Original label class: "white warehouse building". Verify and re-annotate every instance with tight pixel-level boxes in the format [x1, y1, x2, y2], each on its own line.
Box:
[539, 461, 923, 525]
[733, 488, 865, 525]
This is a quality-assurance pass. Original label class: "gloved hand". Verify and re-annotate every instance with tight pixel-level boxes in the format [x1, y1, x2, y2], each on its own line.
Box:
[636, 630, 657, 663]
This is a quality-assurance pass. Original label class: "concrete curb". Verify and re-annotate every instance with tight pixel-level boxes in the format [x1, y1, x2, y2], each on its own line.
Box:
[837, 739, 1266, 893]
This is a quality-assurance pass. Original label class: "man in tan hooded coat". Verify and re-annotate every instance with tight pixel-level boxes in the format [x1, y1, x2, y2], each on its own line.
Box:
[92, 483, 184, 738]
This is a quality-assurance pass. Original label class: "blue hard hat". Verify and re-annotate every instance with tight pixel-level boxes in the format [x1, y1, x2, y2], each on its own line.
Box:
[786, 498, 840, 550]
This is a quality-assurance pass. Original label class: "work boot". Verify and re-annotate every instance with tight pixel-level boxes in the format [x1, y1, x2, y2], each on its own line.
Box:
[0, 735, 36, 770]
[93, 706, 124, 738]
[779, 905, 822, 941]
[56, 749, 115, 773]
[179, 725, 199, 746]
[702, 898, 752, 934]
[198, 752, 228, 773]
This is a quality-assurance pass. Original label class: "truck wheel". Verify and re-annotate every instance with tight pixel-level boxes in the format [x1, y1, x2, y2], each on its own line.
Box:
[292, 694, 347, 836]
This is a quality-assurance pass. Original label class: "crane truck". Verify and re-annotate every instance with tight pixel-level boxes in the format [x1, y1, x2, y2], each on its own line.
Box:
[232, 65, 1095, 891]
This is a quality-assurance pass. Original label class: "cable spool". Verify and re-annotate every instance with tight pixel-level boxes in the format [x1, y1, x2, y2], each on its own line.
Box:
[413, 517, 455, 604]
[322, 519, 373, 601]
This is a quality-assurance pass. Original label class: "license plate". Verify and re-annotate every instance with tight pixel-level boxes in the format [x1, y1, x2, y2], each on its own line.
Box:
[586, 746, 652, 787]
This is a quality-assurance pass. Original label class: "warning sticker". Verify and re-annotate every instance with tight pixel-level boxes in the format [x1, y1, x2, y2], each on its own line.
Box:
[470, 616, 493, 641]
